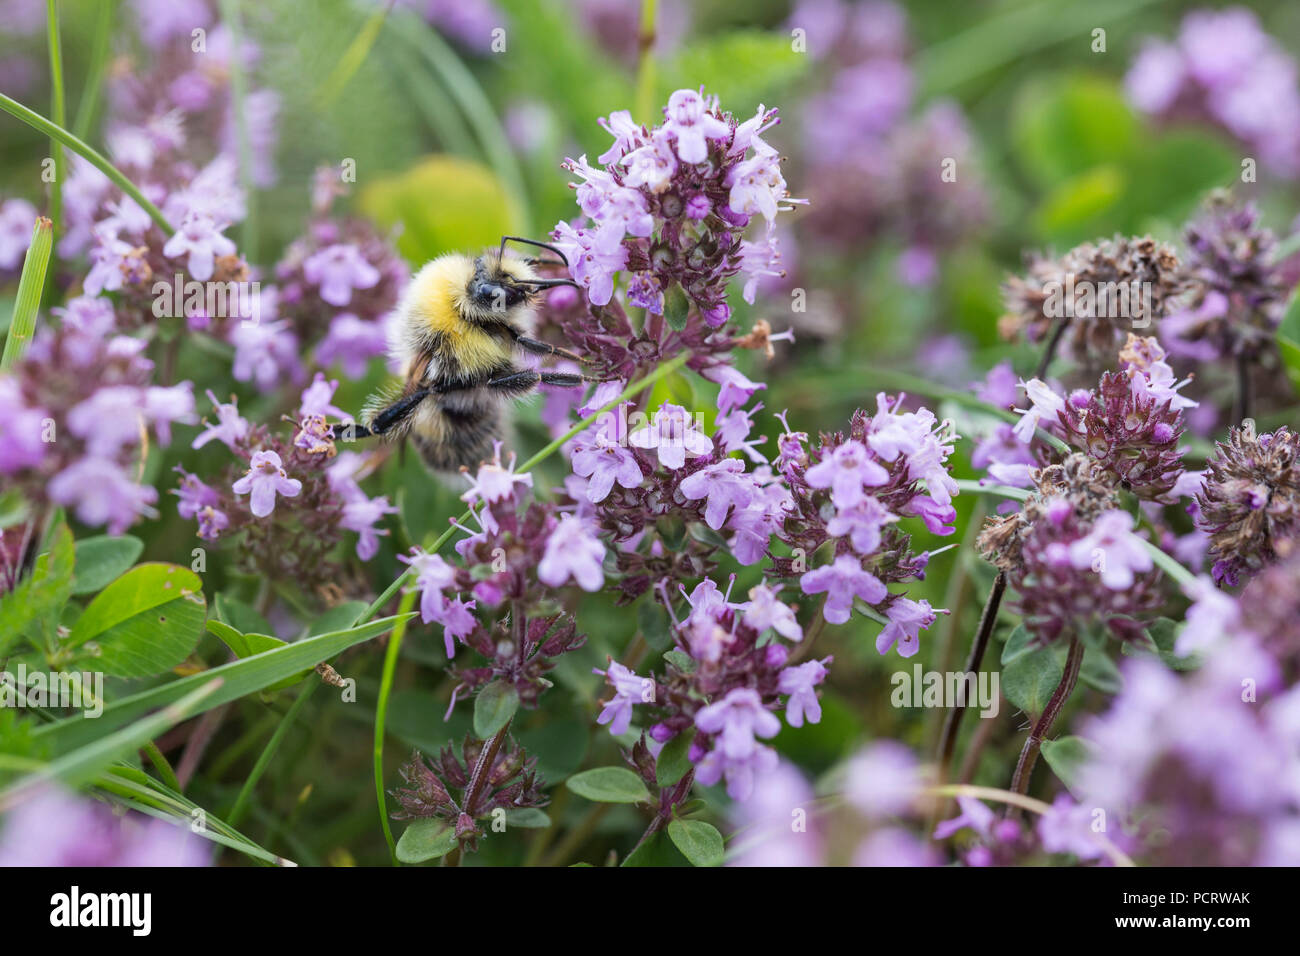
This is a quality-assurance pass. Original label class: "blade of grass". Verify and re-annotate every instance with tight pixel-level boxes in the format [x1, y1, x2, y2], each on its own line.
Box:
[389, 10, 531, 232]
[1, 216, 53, 371]
[217, 0, 257, 262]
[33, 613, 413, 753]
[317, 0, 395, 106]
[0, 92, 172, 234]
[227, 680, 319, 828]
[71, 0, 115, 139]
[373, 587, 416, 863]
[45, 0, 66, 237]
[0, 678, 223, 812]
[96, 766, 295, 866]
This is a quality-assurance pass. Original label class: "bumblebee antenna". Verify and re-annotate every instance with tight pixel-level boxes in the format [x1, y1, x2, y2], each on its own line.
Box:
[514, 277, 582, 291]
[499, 235, 571, 268]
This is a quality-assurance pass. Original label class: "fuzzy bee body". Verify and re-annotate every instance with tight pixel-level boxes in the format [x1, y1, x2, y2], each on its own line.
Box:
[340, 239, 586, 474]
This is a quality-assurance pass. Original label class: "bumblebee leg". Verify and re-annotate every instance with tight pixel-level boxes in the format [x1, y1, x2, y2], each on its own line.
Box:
[541, 371, 591, 387]
[486, 369, 542, 395]
[335, 387, 433, 442]
[515, 335, 588, 364]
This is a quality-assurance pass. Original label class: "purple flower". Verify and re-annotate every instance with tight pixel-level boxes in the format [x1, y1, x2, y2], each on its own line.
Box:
[974, 360, 1020, 409]
[48, 457, 158, 533]
[340, 495, 398, 560]
[1066, 509, 1153, 589]
[302, 243, 381, 307]
[315, 313, 389, 378]
[1036, 794, 1106, 861]
[298, 372, 347, 420]
[0, 787, 209, 866]
[0, 197, 38, 270]
[460, 442, 533, 520]
[826, 497, 895, 554]
[843, 740, 922, 818]
[621, 129, 679, 193]
[727, 147, 790, 223]
[0, 377, 48, 473]
[779, 657, 831, 727]
[740, 583, 802, 641]
[550, 220, 627, 306]
[593, 661, 651, 736]
[694, 687, 782, 800]
[804, 439, 889, 509]
[1011, 379, 1065, 443]
[627, 403, 712, 469]
[229, 319, 304, 392]
[663, 88, 731, 163]
[192, 390, 250, 450]
[677, 458, 757, 529]
[231, 450, 303, 518]
[933, 795, 996, 839]
[162, 212, 237, 282]
[703, 364, 766, 414]
[800, 553, 887, 624]
[570, 436, 643, 502]
[853, 828, 939, 867]
[399, 550, 458, 627]
[875, 596, 939, 658]
[538, 514, 606, 591]
[1175, 575, 1240, 656]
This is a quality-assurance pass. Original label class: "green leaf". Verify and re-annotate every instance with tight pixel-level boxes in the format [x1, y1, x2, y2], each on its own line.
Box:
[70, 535, 143, 596]
[307, 601, 370, 637]
[1000, 625, 1068, 715]
[663, 649, 696, 674]
[34, 613, 413, 754]
[1079, 645, 1123, 695]
[565, 766, 651, 804]
[395, 818, 459, 863]
[473, 680, 519, 739]
[1034, 165, 1126, 241]
[663, 282, 690, 331]
[621, 830, 689, 867]
[1010, 74, 1137, 189]
[504, 808, 551, 829]
[1123, 617, 1199, 671]
[655, 730, 694, 788]
[1040, 735, 1097, 797]
[638, 599, 673, 653]
[667, 818, 724, 867]
[67, 563, 206, 678]
[0, 522, 74, 655]
[205, 621, 308, 693]
[214, 592, 273, 638]
[0, 678, 221, 810]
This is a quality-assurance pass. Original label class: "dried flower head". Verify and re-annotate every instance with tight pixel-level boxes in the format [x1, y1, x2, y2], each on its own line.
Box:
[999, 235, 1183, 372]
[1196, 421, 1300, 585]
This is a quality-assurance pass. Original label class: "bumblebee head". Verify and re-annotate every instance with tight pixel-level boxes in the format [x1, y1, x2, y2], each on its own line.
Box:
[460, 236, 581, 326]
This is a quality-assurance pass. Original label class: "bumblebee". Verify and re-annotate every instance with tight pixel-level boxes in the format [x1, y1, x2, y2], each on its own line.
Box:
[335, 236, 588, 472]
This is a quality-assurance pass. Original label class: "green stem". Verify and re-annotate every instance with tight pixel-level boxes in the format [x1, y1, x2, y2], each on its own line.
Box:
[218, 0, 257, 262]
[228, 681, 319, 828]
[2, 217, 53, 371]
[46, 0, 66, 238]
[633, 0, 659, 124]
[141, 741, 181, 793]
[374, 587, 418, 864]
[0, 92, 172, 234]
[72, 0, 114, 140]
